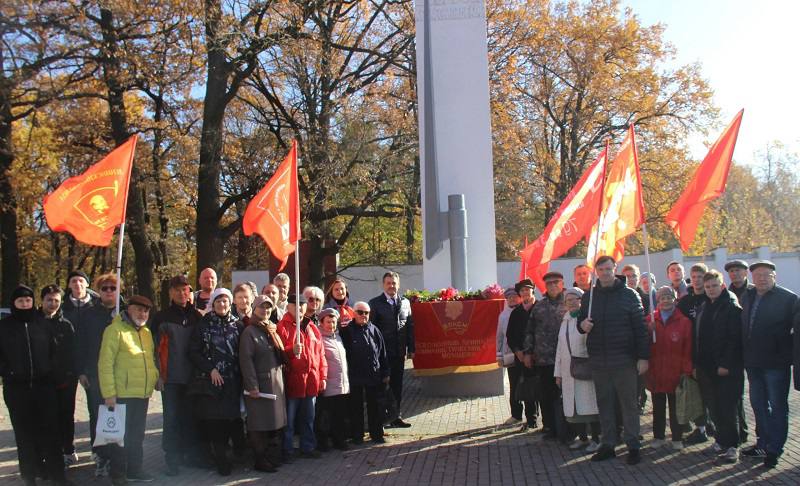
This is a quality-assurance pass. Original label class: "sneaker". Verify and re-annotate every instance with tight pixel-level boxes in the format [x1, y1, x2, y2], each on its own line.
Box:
[671, 441, 684, 451]
[63, 452, 79, 466]
[763, 453, 778, 469]
[126, 471, 155, 482]
[519, 424, 530, 433]
[569, 439, 590, 450]
[389, 418, 412, 428]
[720, 447, 738, 464]
[503, 417, 522, 426]
[706, 442, 723, 455]
[685, 428, 708, 445]
[650, 438, 667, 449]
[590, 445, 616, 462]
[741, 445, 767, 458]
[626, 448, 641, 465]
[585, 441, 601, 453]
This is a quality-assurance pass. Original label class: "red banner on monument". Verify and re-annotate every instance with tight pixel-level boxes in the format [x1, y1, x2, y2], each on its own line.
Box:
[411, 299, 505, 376]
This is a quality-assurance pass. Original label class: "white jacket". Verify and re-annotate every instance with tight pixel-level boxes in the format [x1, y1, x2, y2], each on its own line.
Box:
[554, 313, 598, 417]
[495, 305, 516, 367]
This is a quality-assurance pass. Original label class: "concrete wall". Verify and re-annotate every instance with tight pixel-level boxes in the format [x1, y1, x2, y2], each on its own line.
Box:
[336, 247, 800, 298]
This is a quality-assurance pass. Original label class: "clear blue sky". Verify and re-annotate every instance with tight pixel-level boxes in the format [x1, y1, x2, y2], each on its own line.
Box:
[623, 0, 800, 166]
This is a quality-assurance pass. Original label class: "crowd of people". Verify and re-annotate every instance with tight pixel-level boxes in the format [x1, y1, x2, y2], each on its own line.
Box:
[497, 257, 799, 468]
[0, 270, 415, 486]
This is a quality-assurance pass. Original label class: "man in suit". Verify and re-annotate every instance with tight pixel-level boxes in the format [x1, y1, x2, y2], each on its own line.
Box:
[369, 272, 414, 428]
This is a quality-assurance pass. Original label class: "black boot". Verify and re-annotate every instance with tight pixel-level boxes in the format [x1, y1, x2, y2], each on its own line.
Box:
[212, 442, 232, 476]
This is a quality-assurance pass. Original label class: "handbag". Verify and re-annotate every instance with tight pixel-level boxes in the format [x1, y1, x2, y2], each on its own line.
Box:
[94, 403, 127, 447]
[676, 374, 704, 425]
[379, 384, 400, 426]
[566, 322, 592, 381]
[515, 373, 540, 403]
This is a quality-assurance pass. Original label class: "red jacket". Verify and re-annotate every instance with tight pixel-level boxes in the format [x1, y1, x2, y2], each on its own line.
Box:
[646, 308, 693, 394]
[277, 313, 327, 398]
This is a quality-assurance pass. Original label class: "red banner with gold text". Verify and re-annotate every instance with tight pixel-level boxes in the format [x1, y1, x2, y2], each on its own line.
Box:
[412, 299, 505, 376]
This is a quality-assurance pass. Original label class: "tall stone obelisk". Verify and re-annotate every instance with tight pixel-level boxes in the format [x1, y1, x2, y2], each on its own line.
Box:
[416, 0, 498, 291]
[416, 0, 502, 396]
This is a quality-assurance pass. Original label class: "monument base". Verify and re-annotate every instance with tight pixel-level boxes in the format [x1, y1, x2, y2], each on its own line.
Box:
[419, 368, 504, 397]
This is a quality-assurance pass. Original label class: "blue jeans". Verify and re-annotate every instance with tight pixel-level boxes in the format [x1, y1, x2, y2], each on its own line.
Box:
[284, 397, 316, 454]
[746, 367, 790, 456]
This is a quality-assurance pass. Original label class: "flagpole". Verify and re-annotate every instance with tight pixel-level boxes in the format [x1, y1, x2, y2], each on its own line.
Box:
[641, 223, 656, 342]
[294, 141, 302, 358]
[587, 141, 610, 320]
[114, 222, 126, 316]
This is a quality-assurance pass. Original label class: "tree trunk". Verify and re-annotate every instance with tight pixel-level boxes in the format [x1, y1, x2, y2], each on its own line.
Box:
[99, 7, 155, 300]
[0, 48, 21, 305]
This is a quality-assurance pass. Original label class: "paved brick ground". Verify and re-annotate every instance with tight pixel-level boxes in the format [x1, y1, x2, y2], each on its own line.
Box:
[2, 363, 800, 485]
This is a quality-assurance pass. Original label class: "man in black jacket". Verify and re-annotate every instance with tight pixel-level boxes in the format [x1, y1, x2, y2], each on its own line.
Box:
[578, 256, 649, 465]
[506, 279, 538, 430]
[40, 285, 80, 467]
[739, 260, 799, 469]
[725, 260, 753, 301]
[369, 272, 414, 428]
[151, 275, 203, 475]
[0, 285, 73, 486]
[61, 270, 100, 329]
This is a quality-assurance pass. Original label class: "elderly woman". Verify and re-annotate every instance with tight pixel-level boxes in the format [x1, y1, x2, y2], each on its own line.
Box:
[188, 288, 244, 476]
[340, 301, 389, 444]
[239, 295, 286, 472]
[303, 286, 324, 324]
[315, 308, 351, 451]
[323, 278, 355, 327]
[646, 286, 693, 451]
[554, 287, 600, 453]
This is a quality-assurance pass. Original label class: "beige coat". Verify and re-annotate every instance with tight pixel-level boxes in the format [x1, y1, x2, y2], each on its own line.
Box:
[553, 313, 599, 417]
[239, 324, 287, 431]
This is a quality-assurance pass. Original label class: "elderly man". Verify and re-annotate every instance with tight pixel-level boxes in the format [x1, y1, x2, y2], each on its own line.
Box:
[194, 268, 218, 313]
[579, 256, 649, 465]
[261, 283, 284, 323]
[739, 261, 799, 469]
[666, 261, 689, 299]
[506, 279, 539, 430]
[151, 275, 203, 476]
[725, 260, 753, 301]
[99, 295, 160, 484]
[573, 265, 592, 293]
[369, 272, 414, 428]
[524, 271, 566, 439]
[273, 273, 291, 315]
[340, 301, 389, 444]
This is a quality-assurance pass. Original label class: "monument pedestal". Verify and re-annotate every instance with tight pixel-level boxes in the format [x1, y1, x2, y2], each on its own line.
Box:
[419, 368, 504, 397]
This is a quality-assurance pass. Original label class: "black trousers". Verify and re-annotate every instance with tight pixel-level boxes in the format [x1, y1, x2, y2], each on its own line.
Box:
[349, 384, 383, 440]
[316, 394, 349, 447]
[388, 355, 405, 412]
[107, 397, 149, 480]
[161, 383, 200, 465]
[85, 375, 107, 454]
[535, 365, 558, 432]
[3, 383, 64, 481]
[56, 380, 78, 454]
[652, 392, 682, 441]
[507, 364, 538, 424]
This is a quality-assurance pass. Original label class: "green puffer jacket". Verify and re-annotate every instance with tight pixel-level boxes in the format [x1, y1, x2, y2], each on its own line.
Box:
[98, 312, 159, 399]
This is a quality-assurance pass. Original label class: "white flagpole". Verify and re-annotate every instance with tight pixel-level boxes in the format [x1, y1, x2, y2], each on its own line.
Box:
[294, 143, 302, 358]
[114, 222, 126, 316]
[641, 222, 657, 343]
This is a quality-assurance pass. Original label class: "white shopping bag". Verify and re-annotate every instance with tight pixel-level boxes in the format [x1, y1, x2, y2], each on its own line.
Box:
[94, 404, 126, 447]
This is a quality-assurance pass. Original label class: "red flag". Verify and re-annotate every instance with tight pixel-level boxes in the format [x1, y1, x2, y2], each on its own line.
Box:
[520, 147, 607, 290]
[243, 141, 301, 270]
[587, 126, 645, 265]
[43, 135, 137, 246]
[665, 110, 744, 251]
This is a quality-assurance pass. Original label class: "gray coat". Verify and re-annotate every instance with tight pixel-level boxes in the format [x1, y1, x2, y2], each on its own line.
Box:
[321, 332, 350, 397]
[239, 324, 287, 432]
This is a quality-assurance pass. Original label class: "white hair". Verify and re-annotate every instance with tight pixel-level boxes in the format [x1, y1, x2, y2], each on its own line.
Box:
[303, 286, 324, 302]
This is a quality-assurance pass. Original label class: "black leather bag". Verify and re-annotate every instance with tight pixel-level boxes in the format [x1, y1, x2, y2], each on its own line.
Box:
[379, 384, 399, 425]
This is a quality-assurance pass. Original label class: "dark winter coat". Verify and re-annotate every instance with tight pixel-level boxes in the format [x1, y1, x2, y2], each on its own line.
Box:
[42, 309, 78, 385]
[340, 321, 389, 387]
[578, 277, 650, 369]
[740, 285, 798, 369]
[151, 302, 202, 385]
[75, 304, 118, 378]
[0, 311, 56, 385]
[695, 289, 743, 372]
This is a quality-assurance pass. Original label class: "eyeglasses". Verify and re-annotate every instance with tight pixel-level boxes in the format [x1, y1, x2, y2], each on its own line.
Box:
[101, 286, 117, 292]
[307, 297, 321, 302]
[355, 310, 370, 315]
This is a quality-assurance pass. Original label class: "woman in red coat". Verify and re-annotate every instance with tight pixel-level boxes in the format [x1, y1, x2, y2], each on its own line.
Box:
[276, 294, 327, 460]
[646, 286, 693, 450]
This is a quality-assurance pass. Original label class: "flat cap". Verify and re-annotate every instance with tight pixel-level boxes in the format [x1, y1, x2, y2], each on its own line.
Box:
[514, 279, 535, 293]
[128, 295, 153, 309]
[288, 293, 308, 305]
[749, 260, 776, 272]
[724, 260, 749, 271]
[542, 271, 564, 282]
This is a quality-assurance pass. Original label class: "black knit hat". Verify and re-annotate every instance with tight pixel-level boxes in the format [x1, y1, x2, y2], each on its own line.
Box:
[11, 285, 35, 302]
[67, 270, 90, 284]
